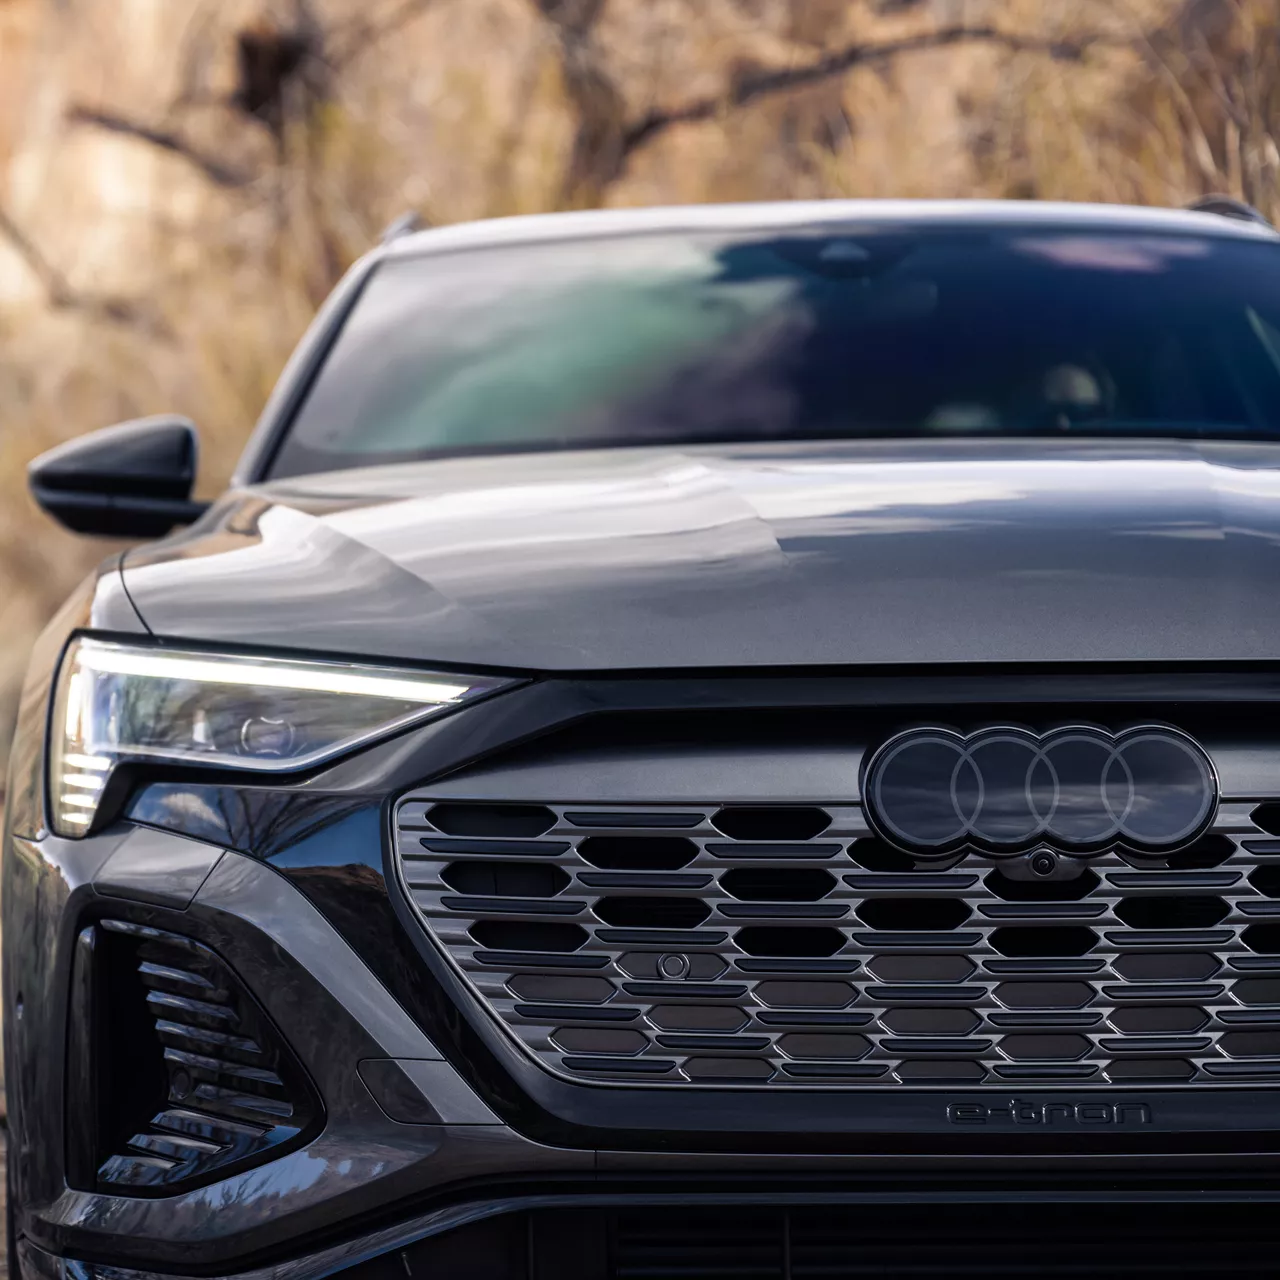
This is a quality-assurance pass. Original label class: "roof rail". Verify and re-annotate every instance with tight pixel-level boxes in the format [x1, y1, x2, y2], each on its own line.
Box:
[1184, 195, 1273, 228]
[379, 210, 425, 244]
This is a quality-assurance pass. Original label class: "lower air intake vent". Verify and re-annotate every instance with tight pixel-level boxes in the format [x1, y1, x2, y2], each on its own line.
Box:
[393, 794, 1278, 1089]
[66, 919, 322, 1193]
[353, 1204, 1280, 1279]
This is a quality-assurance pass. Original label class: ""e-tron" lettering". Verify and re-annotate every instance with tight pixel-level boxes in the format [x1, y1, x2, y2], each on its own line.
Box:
[946, 1099, 1152, 1126]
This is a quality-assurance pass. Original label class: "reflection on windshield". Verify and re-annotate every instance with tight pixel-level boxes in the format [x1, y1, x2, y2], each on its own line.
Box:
[271, 228, 1280, 478]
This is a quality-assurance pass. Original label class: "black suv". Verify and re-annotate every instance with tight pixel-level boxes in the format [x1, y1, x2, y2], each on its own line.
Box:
[10, 199, 1280, 1279]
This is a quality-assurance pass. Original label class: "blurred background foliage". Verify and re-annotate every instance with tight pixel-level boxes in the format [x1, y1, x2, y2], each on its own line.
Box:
[0, 0, 1277, 778]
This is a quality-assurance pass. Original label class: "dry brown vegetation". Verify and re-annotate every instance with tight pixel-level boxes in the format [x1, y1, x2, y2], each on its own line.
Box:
[0, 0, 1278, 778]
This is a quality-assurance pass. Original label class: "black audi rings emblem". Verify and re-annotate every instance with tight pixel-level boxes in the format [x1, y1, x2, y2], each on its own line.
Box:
[864, 726, 1217, 857]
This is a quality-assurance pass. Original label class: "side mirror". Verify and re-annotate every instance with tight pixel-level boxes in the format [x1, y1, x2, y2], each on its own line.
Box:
[28, 415, 210, 538]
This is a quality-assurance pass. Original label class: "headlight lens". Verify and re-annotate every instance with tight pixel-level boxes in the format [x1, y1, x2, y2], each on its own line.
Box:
[49, 637, 511, 837]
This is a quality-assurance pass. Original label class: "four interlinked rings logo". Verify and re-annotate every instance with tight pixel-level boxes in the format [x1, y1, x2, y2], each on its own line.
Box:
[864, 725, 1217, 857]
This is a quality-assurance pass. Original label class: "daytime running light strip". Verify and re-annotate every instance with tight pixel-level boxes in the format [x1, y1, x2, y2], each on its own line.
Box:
[63, 753, 112, 770]
[77, 644, 473, 705]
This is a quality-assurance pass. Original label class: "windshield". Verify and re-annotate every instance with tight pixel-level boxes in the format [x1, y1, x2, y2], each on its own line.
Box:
[269, 225, 1280, 478]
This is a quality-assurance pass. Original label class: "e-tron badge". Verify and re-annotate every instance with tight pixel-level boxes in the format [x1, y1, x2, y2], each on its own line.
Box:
[864, 726, 1217, 857]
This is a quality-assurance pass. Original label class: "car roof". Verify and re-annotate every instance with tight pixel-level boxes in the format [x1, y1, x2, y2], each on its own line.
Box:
[383, 198, 1279, 261]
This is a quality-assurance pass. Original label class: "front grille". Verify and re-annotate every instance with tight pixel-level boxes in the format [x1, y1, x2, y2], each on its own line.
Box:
[394, 792, 1280, 1088]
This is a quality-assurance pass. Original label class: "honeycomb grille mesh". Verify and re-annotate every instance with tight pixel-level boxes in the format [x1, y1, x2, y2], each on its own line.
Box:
[393, 795, 1280, 1087]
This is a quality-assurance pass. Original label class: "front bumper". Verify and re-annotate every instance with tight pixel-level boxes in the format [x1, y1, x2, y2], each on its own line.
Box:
[4, 826, 591, 1270]
[18, 1189, 1280, 1280]
[14, 824, 1280, 1280]
[16, 669, 1280, 1276]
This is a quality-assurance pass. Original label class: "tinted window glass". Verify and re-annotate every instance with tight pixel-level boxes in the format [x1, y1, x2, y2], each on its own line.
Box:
[270, 227, 1280, 477]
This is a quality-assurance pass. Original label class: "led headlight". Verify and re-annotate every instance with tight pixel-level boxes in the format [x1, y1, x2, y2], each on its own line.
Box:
[49, 638, 511, 837]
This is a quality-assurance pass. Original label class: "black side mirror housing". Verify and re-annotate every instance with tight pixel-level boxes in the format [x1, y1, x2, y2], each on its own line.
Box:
[28, 415, 210, 538]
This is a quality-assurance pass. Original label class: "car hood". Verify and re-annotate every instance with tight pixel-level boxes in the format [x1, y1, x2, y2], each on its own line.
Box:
[121, 438, 1280, 671]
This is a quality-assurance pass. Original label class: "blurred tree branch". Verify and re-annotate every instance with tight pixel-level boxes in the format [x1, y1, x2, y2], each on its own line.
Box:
[63, 8, 1125, 235]
[530, 0, 628, 208]
[621, 25, 1116, 158]
[66, 106, 256, 187]
[527, 6, 1120, 206]
[0, 205, 170, 334]
[64, 0, 423, 209]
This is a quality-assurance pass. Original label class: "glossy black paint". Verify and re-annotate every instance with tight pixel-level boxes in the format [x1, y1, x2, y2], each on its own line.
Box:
[126, 785, 380, 867]
[18, 665, 1280, 1242]
[118, 437, 1280, 671]
[121, 201, 1280, 673]
[28, 416, 208, 538]
[4, 826, 586, 1271]
[17, 202, 1280, 1278]
[124, 785, 557, 1130]
[108, 676, 1280, 1158]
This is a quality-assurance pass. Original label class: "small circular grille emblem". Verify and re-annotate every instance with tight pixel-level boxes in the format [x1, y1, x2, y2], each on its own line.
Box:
[864, 725, 1217, 856]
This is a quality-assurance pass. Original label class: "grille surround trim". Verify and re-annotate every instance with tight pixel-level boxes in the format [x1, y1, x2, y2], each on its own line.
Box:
[393, 794, 1280, 1090]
